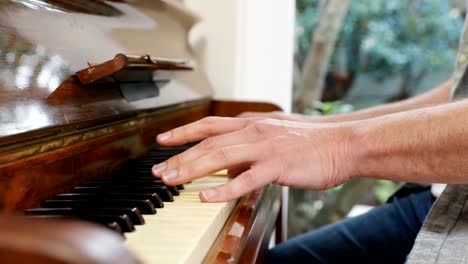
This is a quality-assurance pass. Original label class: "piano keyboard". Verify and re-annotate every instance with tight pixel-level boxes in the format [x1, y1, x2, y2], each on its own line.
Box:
[24, 145, 237, 264]
[126, 176, 236, 263]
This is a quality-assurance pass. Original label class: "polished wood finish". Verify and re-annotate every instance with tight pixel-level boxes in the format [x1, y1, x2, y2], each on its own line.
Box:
[0, 102, 211, 212]
[0, 97, 281, 212]
[0, 100, 282, 264]
[75, 54, 193, 85]
[0, 1, 283, 263]
[211, 100, 282, 117]
[204, 185, 281, 264]
[0, 0, 210, 143]
[76, 53, 129, 84]
[15, 0, 124, 16]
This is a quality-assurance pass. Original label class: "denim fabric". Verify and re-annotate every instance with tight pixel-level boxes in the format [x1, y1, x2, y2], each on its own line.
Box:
[265, 189, 435, 264]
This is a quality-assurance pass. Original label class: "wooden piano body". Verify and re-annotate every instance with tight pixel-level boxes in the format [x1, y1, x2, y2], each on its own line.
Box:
[0, 1, 282, 263]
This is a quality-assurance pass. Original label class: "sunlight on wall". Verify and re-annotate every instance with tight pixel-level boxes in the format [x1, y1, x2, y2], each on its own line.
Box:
[185, 0, 295, 112]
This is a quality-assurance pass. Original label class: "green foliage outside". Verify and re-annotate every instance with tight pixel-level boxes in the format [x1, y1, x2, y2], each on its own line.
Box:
[289, 0, 464, 237]
[297, 0, 464, 99]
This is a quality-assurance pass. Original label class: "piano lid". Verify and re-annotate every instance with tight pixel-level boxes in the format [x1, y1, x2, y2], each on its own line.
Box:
[0, 0, 212, 147]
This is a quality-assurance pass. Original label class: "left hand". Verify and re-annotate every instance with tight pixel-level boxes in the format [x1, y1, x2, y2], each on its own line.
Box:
[152, 116, 358, 202]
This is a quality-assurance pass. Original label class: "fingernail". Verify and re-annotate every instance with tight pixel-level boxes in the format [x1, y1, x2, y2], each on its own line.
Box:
[162, 170, 178, 182]
[201, 189, 217, 201]
[152, 162, 167, 175]
[158, 131, 172, 142]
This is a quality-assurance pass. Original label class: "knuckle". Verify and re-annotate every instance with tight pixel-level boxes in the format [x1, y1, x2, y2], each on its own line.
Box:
[220, 183, 235, 198]
[175, 166, 189, 182]
[214, 147, 231, 163]
[200, 137, 217, 151]
[245, 117, 265, 126]
[168, 153, 183, 168]
[202, 116, 220, 125]
[200, 116, 225, 136]
[240, 170, 257, 185]
[251, 122, 270, 137]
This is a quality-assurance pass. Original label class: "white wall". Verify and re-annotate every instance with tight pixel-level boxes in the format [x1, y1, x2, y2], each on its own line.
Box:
[185, 0, 295, 112]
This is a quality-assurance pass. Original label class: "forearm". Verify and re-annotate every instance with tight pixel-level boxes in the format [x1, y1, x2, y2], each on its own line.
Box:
[352, 98, 468, 184]
[320, 80, 453, 123]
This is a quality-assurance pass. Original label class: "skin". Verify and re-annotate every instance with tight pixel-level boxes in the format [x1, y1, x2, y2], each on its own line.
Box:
[239, 80, 453, 122]
[152, 80, 466, 203]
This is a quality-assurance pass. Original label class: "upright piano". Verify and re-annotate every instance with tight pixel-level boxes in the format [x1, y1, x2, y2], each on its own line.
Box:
[0, 1, 282, 263]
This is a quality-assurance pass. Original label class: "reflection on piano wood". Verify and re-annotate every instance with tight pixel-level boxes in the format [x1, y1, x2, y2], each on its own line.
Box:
[0, 0, 283, 263]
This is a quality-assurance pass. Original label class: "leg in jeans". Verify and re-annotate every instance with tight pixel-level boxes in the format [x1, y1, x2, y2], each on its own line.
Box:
[265, 189, 435, 264]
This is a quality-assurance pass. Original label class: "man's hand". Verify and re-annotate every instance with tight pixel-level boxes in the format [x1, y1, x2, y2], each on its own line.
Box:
[238, 111, 324, 123]
[238, 80, 452, 124]
[152, 117, 358, 202]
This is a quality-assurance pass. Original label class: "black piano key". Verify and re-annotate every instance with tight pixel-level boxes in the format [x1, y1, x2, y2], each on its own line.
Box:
[145, 150, 185, 157]
[133, 161, 167, 166]
[83, 182, 180, 196]
[116, 171, 161, 177]
[71, 187, 167, 207]
[96, 172, 186, 191]
[88, 176, 164, 185]
[92, 178, 185, 191]
[44, 199, 157, 214]
[119, 168, 162, 175]
[126, 176, 184, 191]
[107, 221, 124, 235]
[123, 166, 161, 173]
[56, 193, 164, 209]
[27, 212, 134, 233]
[152, 145, 193, 151]
[110, 171, 186, 189]
[90, 177, 185, 191]
[136, 160, 165, 164]
[76, 214, 135, 233]
[25, 207, 145, 225]
[132, 158, 169, 164]
[88, 178, 164, 185]
[74, 186, 174, 202]
[90, 177, 161, 182]
[110, 172, 187, 188]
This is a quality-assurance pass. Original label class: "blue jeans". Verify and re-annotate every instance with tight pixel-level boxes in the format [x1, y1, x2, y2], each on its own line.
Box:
[265, 188, 435, 264]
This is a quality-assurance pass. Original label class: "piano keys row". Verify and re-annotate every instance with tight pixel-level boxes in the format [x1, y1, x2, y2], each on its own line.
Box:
[24, 144, 194, 235]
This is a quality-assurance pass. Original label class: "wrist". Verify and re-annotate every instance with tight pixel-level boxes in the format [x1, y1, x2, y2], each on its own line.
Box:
[310, 122, 367, 185]
[306, 114, 339, 124]
[345, 120, 372, 180]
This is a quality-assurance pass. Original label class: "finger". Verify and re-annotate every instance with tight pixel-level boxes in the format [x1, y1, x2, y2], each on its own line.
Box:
[156, 116, 252, 146]
[159, 143, 265, 185]
[237, 112, 261, 118]
[199, 163, 277, 202]
[152, 125, 265, 176]
[237, 111, 283, 118]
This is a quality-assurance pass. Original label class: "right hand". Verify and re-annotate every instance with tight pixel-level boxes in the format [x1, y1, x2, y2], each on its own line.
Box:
[152, 116, 358, 202]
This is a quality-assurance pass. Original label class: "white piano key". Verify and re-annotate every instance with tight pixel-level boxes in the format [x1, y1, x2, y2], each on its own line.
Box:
[125, 175, 237, 264]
